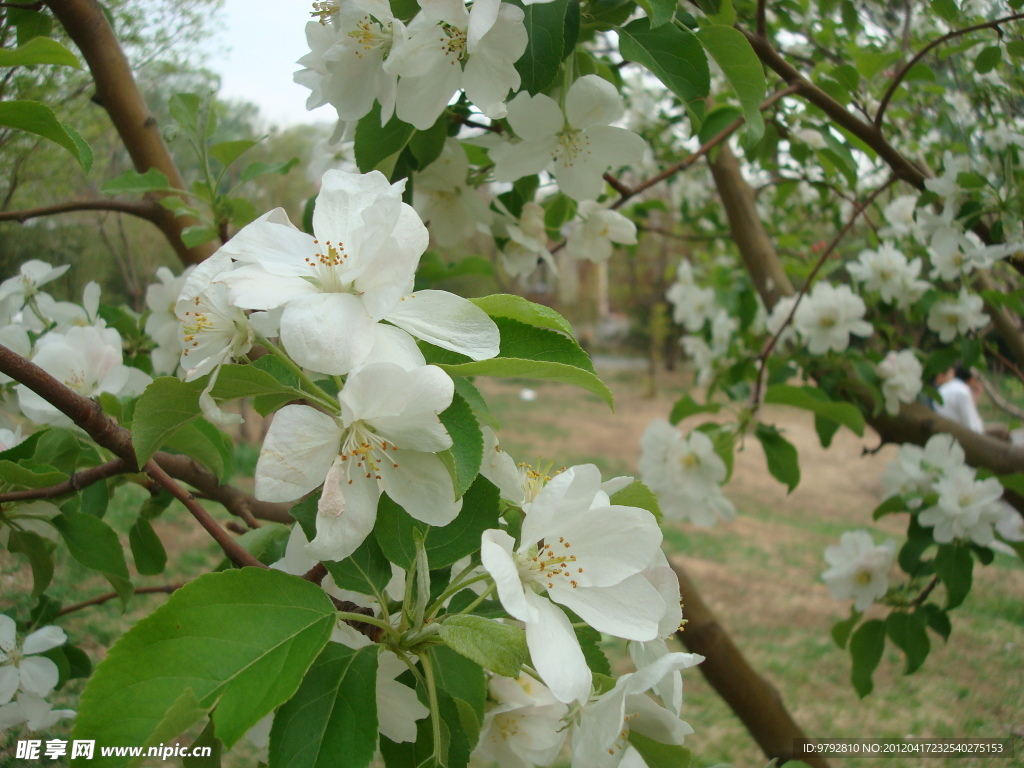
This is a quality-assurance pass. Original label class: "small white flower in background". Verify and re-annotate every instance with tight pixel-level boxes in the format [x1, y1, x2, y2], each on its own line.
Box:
[480, 464, 665, 704]
[490, 75, 647, 201]
[923, 151, 969, 202]
[569, 651, 702, 768]
[679, 335, 718, 388]
[0, 692, 75, 733]
[0, 501, 60, 548]
[764, 295, 799, 347]
[919, 466, 1005, 546]
[793, 282, 872, 355]
[475, 673, 568, 768]
[384, 0, 528, 129]
[294, 0, 399, 124]
[498, 201, 555, 280]
[667, 283, 716, 333]
[413, 140, 491, 247]
[0, 260, 69, 311]
[846, 243, 927, 309]
[215, 170, 498, 375]
[877, 350, 923, 416]
[880, 195, 921, 240]
[821, 531, 896, 611]
[16, 326, 151, 427]
[0, 615, 68, 705]
[0, 319, 30, 385]
[0, 426, 25, 453]
[256, 363, 460, 563]
[145, 266, 192, 375]
[926, 289, 987, 343]
[566, 202, 637, 263]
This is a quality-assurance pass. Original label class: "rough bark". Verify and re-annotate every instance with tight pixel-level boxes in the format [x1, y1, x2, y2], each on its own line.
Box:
[44, 0, 218, 265]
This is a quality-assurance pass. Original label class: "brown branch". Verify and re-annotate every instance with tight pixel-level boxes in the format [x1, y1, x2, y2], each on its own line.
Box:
[0, 198, 164, 225]
[751, 177, 896, 407]
[56, 584, 182, 616]
[671, 559, 831, 768]
[875, 13, 1024, 128]
[44, 0, 217, 266]
[0, 457, 131, 503]
[144, 459, 265, 570]
[911, 575, 940, 608]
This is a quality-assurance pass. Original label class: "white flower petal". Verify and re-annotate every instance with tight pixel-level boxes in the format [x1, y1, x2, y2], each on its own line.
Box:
[0, 616, 15, 654]
[525, 591, 591, 704]
[378, 451, 461, 526]
[17, 656, 59, 698]
[0, 667, 19, 705]
[255, 405, 342, 502]
[22, 626, 66, 656]
[552, 573, 663, 641]
[481, 529, 536, 622]
[280, 293, 378, 375]
[386, 290, 500, 361]
[305, 458, 380, 562]
[566, 75, 624, 129]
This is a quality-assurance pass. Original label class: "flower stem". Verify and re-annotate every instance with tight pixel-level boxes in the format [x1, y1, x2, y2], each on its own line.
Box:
[336, 610, 397, 638]
[256, 333, 339, 412]
[418, 650, 445, 764]
[451, 582, 496, 616]
[426, 571, 491, 618]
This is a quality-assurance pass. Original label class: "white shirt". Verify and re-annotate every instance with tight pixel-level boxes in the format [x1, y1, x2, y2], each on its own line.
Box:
[935, 378, 984, 433]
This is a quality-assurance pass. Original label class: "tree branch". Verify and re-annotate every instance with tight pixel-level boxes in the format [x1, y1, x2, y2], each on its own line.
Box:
[0, 457, 131, 503]
[0, 198, 164, 225]
[875, 13, 1024, 128]
[43, 0, 218, 265]
[56, 584, 182, 616]
[671, 559, 831, 768]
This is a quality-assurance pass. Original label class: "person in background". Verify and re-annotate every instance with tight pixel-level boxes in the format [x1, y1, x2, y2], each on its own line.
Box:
[933, 364, 985, 433]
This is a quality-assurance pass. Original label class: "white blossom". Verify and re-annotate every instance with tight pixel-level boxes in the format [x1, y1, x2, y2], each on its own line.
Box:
[475, 673, 568, 768]
[0, 260, 69, 311]
[877, 350, 923, 416]
[413, 140, 491, 247]
[919, 467, 1005, 545]
[880, 433, 966, 502]
[0, 692, 74, 733]
[491, 75, 647, 201]
[498, 202, 555, 280]
[793, 282, 872, 354]
[0, 616, 67, 705]
[821, 531, 896, 611]
[926, 290, 988, 343]
[566, 202, 637, 263]
[145, 266, 192, 375]
[846, 243, 927, 309]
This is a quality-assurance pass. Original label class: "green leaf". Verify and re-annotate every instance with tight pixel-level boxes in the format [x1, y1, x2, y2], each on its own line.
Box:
[181, 225, 218, 248]
[132, 377, 202, 467]
[438, 391, 483, 498]
[575, 623, 611, 676]
[130, 516, 168, 576]
[609, 480, 662, 523]
[71, 569, 337, 767]
[0, 461, 67, 490]
[849, 619, 885, 698]
[380, 686, 468, 768]
[324, 534, 394, 598]
[618, 19, 709, 125]
[101, 168, 172, 195]
[813, 414, 841, 449]
[753, 423, 800, 493]
[898, 517, 934, 576]
[427, 317, 613, 408]
[872, 494, 908, 520]
[268, 644, 378, 768]
[438, 616, 528, 677]
[453, 377, 499, 431]
[974, 45, 1002, 74]
[642, 0, 677, 27]
[921, 603, 951, 642]
[408, 115, 448, 169]
[885, 610, 930, 674]
[0, 36, 81, 68]
[210, 139, 258, 167]
[697, 104, 742, 145]
[183, 719, 222, 768]
[512, 0, 574, 94]
[470, 294, 574, 335]
[355, 103, 416, 173]
[0, 100, 93, 171]
[930, 0, 959, 22]
[208, 363, 303, 402]
[9, 6, 53, 44]
[668, 393, 721, 425]
[432, 645, 486, 721]
[376, 475, 501, 570]
[162, 418, 235, 483]
[1007, 40, 1024, 58]
[7, 531, 55, 597]
[238, 158, 299, 184]
[231, 524, 291, 567]
[831, 607, 861, 649]
[763, 384, 865, 436]
[694, 25, 766, 142]
[627, 732, 692, 768]
[53, 513, 133, 608]
[934, 543, 973, 610]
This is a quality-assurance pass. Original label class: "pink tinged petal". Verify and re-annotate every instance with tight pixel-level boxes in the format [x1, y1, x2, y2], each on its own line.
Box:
[525, 592, 591, 704]
[255, 405, 343, 503]
[386, 290, 500, 360]
[506, 91, 564, 141]
[280, 293, 378, 375]
[627, 693, 694, 744]
[378, 452, 461, 525]
[481, 529, 536, 622]
[467, 0, 500, 49]
[551, 574, 664, 641]
[22, 626, 66, 656]
[0, 668, 18, 705]
[362, 324, 427, 370]
[566, 74, 625, 129]
[490, 138, 559, 183]
[305, 457, 380, 562]
[18, 656, 59, 697]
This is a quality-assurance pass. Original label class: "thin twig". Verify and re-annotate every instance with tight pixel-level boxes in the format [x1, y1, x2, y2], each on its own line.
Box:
[56, 584, 182, 616]
[0, 199, 163, 225]
[875, 12, 1024, 128]
[144, 459, 265, 570]
[0, 458, 132, 503]
[750, 177, 897, 408]
[911, 575, 940, 607]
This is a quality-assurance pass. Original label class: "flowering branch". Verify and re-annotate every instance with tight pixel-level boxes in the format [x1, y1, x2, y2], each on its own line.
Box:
[874, 12, 1024, 128]
[0, 199, 164, 225]
[56, 584, 183, 617]
[0, 457, 134, 505]
[750, 177, 897, 409]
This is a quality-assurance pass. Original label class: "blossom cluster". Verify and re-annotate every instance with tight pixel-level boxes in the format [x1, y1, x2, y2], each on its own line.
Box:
[0, 616, 75, 732]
